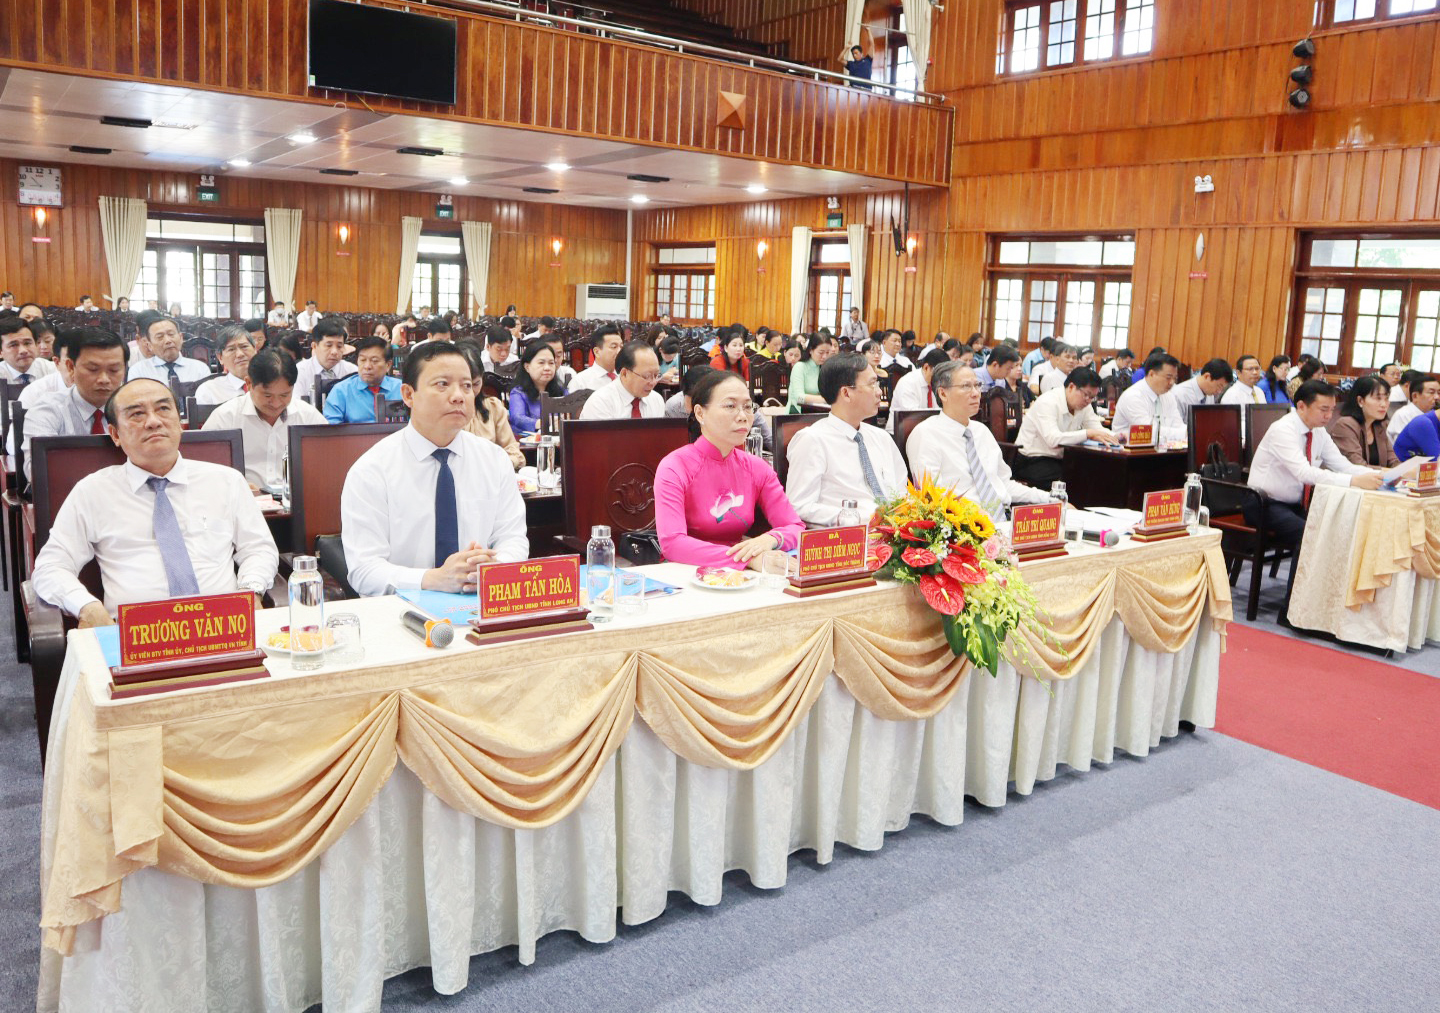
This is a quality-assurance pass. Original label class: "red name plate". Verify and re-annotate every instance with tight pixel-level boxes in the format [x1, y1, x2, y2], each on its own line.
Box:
[1419, 462, 1439, 489]
[797, 525, 869, 578]
[478, 554, 581, 621]
[1142, 489, 1185, 529]
[1011, 503, 1064, 548]
[117, 591, 256, 669]
[1128, 423, 1154, 447]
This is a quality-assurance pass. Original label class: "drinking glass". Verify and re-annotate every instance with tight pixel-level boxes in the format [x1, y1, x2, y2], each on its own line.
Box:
[760, 551, 795, 590]
[745, 430, 764, 457]
[617, 569, 647, 614]
[537, 436, 559, 490]
[326, 612, 364, 665]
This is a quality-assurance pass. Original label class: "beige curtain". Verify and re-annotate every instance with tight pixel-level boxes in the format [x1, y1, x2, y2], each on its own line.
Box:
[900, 0, 933, 91]
[846, 223, 867, 318]
[262, 208, 302, 313]
[461, 220, 493, 316]
[844, 0, 865, 49]
[396, 216, 423, 315]
[790, 226, 812, 333]
[97, 196, 147, 306]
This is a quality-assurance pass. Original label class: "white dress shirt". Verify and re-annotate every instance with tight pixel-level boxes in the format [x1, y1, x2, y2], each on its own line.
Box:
[0, 358, 57, 382]
[886, 369, 935, 432]
[18, 370, 67, 409]
[1110, 380, 1186, 443]
[32, 455, 278, 617]
[480, 350, 519, 372]
[21, 384, 107, 482]
[840, 318, 869, 343]
[569, 363, 617, 392]
[1388, 402, 1422, 440]
[1014, 387, 1102, 459]
[1030, 360, 1055, 389]
[201, 392, 327, 488]
[784, 413, 908, 526]
[578, 378, 665, 420]
[1038, 367, 1070, 394]
[341, 426, 529, 596]
[267, 308, 290, 326]
[1221, 380, 1265, 407]
[128, 355, 211, 384]
[1247, 410, 1368, 505]
[296, 309, 321, 332]
[194, 372, 247, 406]
[293, 357, 358, 401]
[1098, 359, 1119, 378]
[907, 413, 1048, 511]
[1172, 376, 1219, 416]
[879, 350, 913, 370]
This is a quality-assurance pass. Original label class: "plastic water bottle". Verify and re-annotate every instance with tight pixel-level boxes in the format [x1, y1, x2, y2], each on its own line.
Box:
[836, 499, 861, 528]
[288, 555, 326, 671]
[586, 525, 615, 624]
[270, 453, 291, 511]
[1184, 472, 1204, 531]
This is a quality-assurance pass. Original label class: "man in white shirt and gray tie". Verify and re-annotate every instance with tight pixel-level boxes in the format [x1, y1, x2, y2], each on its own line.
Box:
[31, 378, 279, 628]
[341, 341, 529, 597]
[126, 316, 211, 403]
[0, 316, 58, 385]
[785, 352, 908, 525]
[1221, 355, 1267, 408]
[293, 318, 358, 404]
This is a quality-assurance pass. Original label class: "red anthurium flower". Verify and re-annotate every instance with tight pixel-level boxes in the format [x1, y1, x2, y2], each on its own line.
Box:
[910, 519, 937, 530]
[942, 552, 987, 585]
[919, 572, 966, 615]
[902, 547, 938, 568]
[866, 540, 893, 571]
[949, 542, 979, 565]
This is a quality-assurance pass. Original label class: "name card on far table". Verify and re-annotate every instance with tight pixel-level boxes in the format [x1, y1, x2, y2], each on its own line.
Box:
[1127, 423, 1155, 449]
[1131, 488, 1188, 542]
[1413, 461, 1440, 496]
[470, 554, 592, 645]
[110, 591, 268, 699]
[1010, 502, 1068, 561]
[786, 525, 875, 597]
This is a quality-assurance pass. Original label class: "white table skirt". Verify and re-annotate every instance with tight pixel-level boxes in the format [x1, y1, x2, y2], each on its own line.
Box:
[39, 610, 1219, 1013]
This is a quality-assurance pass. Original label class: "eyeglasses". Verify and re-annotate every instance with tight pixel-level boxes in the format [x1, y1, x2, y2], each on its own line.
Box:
[631, 372, 662, 383]
[849, 379, 882, 391]
[949, 382, 983, 392]
[713, 400, 758, 418]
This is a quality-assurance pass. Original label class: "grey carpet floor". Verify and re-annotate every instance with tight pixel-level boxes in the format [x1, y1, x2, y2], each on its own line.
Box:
[2, 597, 1436, 1012]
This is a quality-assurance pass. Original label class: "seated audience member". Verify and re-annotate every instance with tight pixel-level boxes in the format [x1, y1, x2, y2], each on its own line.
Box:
[425, 318, 453, 343]
[977, 344, 1022, 392]
[122, 322, 152, 368]
[941, 335, 963, 361]
[341, 341, 528, 596]
[544, 334, 577, 388]
[296, 300, 321, 332]
[887, 345, 948, 431]
[1387, 372, 1439, 439]
[710, 328, 752, 379]
[665, 363, 714, 418]
[1393, 401, 1440, 461]
[1248, 379, 1383, 545]
[1131, 345, 1167, 382]
[1331, 375, 1398, 469]
[75, 294, 99, 313]
[656, 333, 683, 384]
[19, 328, 75, 408]
[276, 332, 304, 362]
[1022, 336, 1054, 378]
[1258, 355, 1292, 405]
[840, 306, 868, 344]
[525, 315, 556, 341]
[244, 317, 268, 349]
[1037, 343, 1078, 394]
[0, 292, 14, 314]
[1381, 362, 1405, 405]
[1286, 355, 1323, 400]
[267, 301, 290, 326]
[509, 339, 568, 437]
[907, 362, 1049, 523]
[967, 332, 989, 366]
[126, 315, 207, 391]
[323, 337, 402, 423]
[202, 349, 326, 489]
[294, 318, 358, 402]
[787, 333, 837, 412]
[32, 319, 56, 362]
[500, 315, 523, 343]
[570, 325, 624, 391]
[1173, 357, 1234, 415]
[1013, 366, 1114, 488]
[654, 370, 803, 569]
[856, 338, 884, 372]
[780, 336, 803, 366]
[579, 340, 665, 420]
[1110, 352, 1185, 443]
[756, 329, 785, 361]
[1098, 347, 1135, 379]
[17, 302, 44, 324]
[480, 325, 517, 372]
[194, 324, 257, 406]
[22, 328, 128, 481]
[785, 352, 908, 524]
[1077, 346, 1095, 367]
[879, 329, 913, 369]
[32, 378, 279, 626]
[454, 343, 525, 470]
[0, 315, 58, 383]
[1220, 355, 1265, 406]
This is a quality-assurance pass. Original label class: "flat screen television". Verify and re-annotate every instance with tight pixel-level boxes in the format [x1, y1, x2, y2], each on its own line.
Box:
[308, 0, 457, 106]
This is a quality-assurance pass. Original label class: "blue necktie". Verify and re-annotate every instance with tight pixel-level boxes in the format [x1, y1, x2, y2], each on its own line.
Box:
[853, 431, 886, 501]
[432, 448, 459, 566]
[147, 477, 200, 597]
[163, 361, 184, 405]
[17, 372, 30, 386]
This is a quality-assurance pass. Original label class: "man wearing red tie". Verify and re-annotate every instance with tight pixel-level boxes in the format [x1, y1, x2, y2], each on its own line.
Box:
[22, 327, 128, 483]
[886, 344, 947, 433]
[569, 325, 624, 392]
[578, 341, 666, 421]
[1247, 379, 1383, 546]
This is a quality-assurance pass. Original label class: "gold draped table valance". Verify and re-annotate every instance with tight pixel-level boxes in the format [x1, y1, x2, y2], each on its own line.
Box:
[41, 534, 1230, 955]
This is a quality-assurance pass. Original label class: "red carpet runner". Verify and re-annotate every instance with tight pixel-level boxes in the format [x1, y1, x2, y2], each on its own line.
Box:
[1216, 625, 1440, 811]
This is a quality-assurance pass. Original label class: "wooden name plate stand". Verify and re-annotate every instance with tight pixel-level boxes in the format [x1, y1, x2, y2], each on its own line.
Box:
[1409, 461, 1440, 497]
[1010, 503, 1069, 562]
[1126, 423, 1155, 450]
[1129, 489, 1188, 543]
[109, 592, 268, 699]
[785, 525, 876, 598]
[467, 555, 594, 646]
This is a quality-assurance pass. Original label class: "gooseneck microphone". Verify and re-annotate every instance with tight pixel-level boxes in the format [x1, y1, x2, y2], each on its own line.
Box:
[1080, 528, 1120, 547]
[400, 610, 455, 648]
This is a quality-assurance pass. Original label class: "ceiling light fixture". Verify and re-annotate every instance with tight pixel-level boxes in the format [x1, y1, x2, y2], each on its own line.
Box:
[227, 158, 251, 168]
[100, 115, 152, 129]
[627, 173, 669, 184]
[70, 145, 112, 155]
[449, 176, 468, 186]
[746, 184, 767, 195]
[397, 145, 443, 157]
[288, 132, 317, 144]
[545, 161, 571, 172]
[629, 195, 650, 205]
[523, 186, 560, 195]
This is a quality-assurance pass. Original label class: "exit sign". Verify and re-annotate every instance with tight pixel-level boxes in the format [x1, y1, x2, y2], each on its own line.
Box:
[198, 187, 220, 203]
[826, 212, 843, 228]
[436, 204, 454, 220]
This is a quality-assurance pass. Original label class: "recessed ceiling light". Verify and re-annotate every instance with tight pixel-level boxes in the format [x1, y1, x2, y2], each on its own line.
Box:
[288, 132, 317, 145]
[629, 195, 650, 204]
[545, 161, 571, 172]
[227, 158, 251, 168]
[746, 184, 768, 195]
[449, 176, 468, 186]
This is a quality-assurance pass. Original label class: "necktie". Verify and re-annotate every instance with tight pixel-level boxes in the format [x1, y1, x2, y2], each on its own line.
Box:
[432, 448, 459, 566]
[163, 362, 184, 405]
[369, 385, 382, 395]
[321, 367, 336, 381]
[853, 431, 886, 501]
[631, 397, 642, 419]
[242, 380, 250, 392]
[963, 427, 1003, 521]
[1302, 430, 1315, 510]
[17, 372, 30, 386]
[90, 410, 104, 435]
[147, 477, 200, 597]
[926, 387, 934, 408]
[607, 371, 617, 381]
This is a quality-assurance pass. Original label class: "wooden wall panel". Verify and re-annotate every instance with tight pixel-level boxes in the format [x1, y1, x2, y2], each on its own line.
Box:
[0, 158, 627, 315]
[671, 0, 845, 70]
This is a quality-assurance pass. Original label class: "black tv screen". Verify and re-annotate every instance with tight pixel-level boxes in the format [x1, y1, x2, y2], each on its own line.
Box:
[309, 0, 457, 105]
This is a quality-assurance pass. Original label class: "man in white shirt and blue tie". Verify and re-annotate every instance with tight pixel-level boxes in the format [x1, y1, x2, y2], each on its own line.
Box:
[0, 316, 58, 384]
[126, 315, 211, 400]
[341, 341, 529, 597]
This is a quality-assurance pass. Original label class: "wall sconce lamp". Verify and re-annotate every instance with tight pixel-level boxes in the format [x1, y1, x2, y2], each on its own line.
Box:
[756, 238, 768, 273]
[335, 223, 351, 257]
[550, 237, 563, 267]
[904, 234, 918, 273]
[32, 207, 52, 244]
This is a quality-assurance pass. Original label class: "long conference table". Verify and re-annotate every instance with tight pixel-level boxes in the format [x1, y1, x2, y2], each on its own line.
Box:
[37, 533, 1232, 1013]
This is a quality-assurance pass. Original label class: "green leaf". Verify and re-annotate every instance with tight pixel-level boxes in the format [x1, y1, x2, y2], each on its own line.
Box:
[975, 621, 1000, 676]
[943, 614, 967, 657]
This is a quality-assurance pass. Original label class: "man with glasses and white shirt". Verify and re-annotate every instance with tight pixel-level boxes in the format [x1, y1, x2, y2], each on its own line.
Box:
[785, 352, 908, 525]
[1110, 352, 1186, 444]
[1221, 355, 1267, 407]
[1012, 366, 1114, 488]
[578, 341, 666, 420]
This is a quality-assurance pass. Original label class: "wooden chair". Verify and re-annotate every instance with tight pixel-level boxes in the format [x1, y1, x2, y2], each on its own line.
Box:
[24, 429, 246, 764]
[541, 389, 593, 437]
[312, 375, 345, 411]
[892, 408, 939, 474]
[1187, 404, 1243, 473]
[981, 386, 1022, 445]
[750, 358, 785, 406]
[184, 396, 221, 429]
[1200, 476, 1295, 623]
[1245, 403, 1288, 466]
[558, 418, 688, 560]
[773, 412, 826, 487]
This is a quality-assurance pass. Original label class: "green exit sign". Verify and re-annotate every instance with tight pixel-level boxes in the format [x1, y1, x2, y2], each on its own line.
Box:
[436, 204, 454, 219]
[826, 212, 843, 228]
[198, 187, 219, 203]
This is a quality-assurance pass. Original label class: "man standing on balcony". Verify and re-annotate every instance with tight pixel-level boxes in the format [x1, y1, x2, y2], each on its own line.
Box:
[839, 42, 873, 90]
[840, 306, 869, 344]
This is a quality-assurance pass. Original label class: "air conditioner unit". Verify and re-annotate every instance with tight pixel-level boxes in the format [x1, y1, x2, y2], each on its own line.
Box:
[576, 283, 629, 320]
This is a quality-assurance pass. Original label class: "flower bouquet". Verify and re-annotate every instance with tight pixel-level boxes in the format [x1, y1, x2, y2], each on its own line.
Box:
[868, 474, 1046, 676]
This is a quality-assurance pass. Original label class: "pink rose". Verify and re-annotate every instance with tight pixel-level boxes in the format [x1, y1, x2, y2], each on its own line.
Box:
[983, 537, 1001, 560]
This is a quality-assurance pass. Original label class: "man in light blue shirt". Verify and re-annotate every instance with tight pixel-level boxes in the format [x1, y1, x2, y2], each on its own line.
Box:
[323, 336, 403, 423]
[1021, 336, 1054, 379]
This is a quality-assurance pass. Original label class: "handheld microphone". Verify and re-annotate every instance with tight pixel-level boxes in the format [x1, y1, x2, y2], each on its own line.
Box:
[400, 610, 455, 648]
[1080, 528, 1120, 547]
